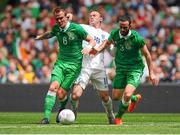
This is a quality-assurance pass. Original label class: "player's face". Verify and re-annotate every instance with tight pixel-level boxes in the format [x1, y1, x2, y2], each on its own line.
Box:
[89, 11, 102, 26]
[54, 11, 68, 29]
[119, 21, 130, 36]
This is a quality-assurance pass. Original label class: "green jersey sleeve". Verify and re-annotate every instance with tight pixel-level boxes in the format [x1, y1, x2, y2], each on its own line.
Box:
[108, 29, 116, 42]
[51, 24, 59, 36]
[137, 35, 145, 48]
[76, 24, 88, 40]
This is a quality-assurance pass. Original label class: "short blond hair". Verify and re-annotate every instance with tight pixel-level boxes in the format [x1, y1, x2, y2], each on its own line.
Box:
[52, 7, 67, 16]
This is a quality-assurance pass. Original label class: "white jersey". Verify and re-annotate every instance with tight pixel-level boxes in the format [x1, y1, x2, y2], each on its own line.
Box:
[80, 24, 109, 70]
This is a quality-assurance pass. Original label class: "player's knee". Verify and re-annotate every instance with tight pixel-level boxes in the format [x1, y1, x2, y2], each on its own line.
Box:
[101, 96, 109, 102]
[123, 92, 132, 102]
[72, 92, 81, 100]
[112, 89, 122, 101]
[112, 95, 120, 101]
[57, 88, 67, 100]
[72, 84, 83, 100]
[99, 92, 109, 102]
[49, 86, 58, 92]
[49, 82, 59, 92]
[112, 92, 121, 101]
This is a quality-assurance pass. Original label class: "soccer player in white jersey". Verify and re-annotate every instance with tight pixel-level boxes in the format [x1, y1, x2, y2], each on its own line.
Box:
[69, 10, 115, 124]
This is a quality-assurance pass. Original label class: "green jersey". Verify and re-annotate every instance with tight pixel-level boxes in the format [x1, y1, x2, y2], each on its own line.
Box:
[108, 29, 145, 71]
[51, 22, 88, 64]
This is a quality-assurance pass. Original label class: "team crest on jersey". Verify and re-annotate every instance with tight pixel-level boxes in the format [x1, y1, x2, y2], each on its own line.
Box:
[125, 42, 132, 50]
[67, 32, 75, 40]
[119, 45, 124, 51]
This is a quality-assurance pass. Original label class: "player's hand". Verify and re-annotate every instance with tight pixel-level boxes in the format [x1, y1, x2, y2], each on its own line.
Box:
[89, 48, 98, 56]
[66, 13, 73, 21]
[149, 73, 159, 86]
[35, 35, 41, 40]
[81, 46, 92, 55]
[81, 47, 91, 55]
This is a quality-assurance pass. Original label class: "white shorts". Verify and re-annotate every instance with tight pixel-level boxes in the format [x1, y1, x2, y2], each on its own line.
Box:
[74, 68, 109, 91]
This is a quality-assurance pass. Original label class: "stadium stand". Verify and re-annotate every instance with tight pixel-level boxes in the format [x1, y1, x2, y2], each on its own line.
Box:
[0, 0, 179, 84]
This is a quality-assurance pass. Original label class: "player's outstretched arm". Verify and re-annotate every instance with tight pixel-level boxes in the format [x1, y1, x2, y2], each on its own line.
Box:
[141, 45, 159, 86]
[90, 39, 114, 56]
[35, 31, 54, 40]
[94, 39, 110, 52]
[81, 35, 96, 55]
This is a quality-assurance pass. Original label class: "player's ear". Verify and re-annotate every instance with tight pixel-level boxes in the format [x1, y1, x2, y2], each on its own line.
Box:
[100, 17, 103, 22]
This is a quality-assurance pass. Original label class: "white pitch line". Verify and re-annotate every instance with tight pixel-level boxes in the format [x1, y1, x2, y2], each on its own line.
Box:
[0, 123, 180, 129]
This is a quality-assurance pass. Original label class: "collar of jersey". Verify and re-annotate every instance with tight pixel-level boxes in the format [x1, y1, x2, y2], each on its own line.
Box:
[119, 30, 131, 40]
[60, 21, 70, 32]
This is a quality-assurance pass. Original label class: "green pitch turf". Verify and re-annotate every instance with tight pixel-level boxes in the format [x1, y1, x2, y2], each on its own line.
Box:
[0, 112, 180, 134]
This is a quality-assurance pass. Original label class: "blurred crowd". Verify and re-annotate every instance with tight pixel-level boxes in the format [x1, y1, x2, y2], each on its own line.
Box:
[0, 0, 179, 84]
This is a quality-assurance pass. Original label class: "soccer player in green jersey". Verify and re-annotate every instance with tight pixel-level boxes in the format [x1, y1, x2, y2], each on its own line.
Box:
[35, 7, 96, 124]
[99, 16, 159, 125]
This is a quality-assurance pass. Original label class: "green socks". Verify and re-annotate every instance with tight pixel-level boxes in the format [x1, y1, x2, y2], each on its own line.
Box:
[116, 100, 129, 118]
[116, 95, 138, 118]
[131, 95, 137, 102]
[44, 94, 56, 120]
[58, 95, 69, 110]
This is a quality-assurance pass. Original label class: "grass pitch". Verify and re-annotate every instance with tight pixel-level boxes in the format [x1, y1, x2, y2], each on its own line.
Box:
[0, 112, 180, 134]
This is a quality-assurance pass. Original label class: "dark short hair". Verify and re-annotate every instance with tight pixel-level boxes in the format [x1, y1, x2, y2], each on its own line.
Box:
[53, 7, 67, 16]
[119, 16, 131, 25]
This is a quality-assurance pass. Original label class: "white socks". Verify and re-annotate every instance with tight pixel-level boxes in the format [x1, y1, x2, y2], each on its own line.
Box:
[102, 97, 113, 113]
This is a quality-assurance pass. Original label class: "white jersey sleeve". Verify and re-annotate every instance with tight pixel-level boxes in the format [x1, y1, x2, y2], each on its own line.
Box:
[80, 24, 97, 48]
[80, 24, 112, 70]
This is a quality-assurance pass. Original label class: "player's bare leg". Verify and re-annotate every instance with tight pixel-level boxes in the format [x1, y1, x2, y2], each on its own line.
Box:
[70, 84, 84, 119]
[112, 89, 123, 125]
[113, 84, 135, 125]
[56, 88, 68, 123]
